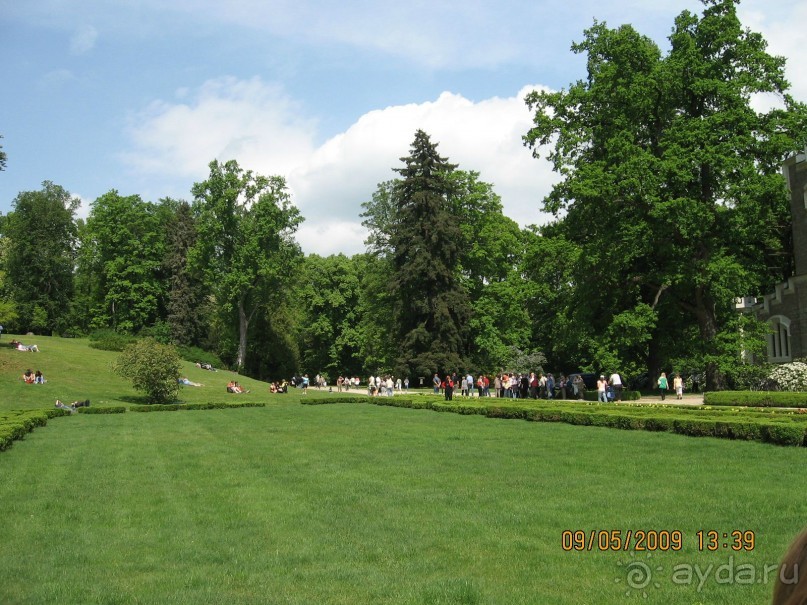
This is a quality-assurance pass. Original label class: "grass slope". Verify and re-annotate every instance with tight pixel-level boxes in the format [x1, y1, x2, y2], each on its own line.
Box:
[0, 334, 271, 411]
[0, 336, 806, 604]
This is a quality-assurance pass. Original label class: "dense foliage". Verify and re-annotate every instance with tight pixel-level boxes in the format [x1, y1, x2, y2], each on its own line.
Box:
[113, 337, 182, 404]
[523, 0, 807, 389]
[0, 1, 804, 386]
[4, 182, 79, 334]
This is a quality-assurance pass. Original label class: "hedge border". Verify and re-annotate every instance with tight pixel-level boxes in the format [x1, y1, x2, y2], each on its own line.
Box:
[704, 391, 807, 409]
[77, 406, 127, 414]
[0, 409, 69, 452]
[310, 396, 807, 447]
[129, 401, 266, 412]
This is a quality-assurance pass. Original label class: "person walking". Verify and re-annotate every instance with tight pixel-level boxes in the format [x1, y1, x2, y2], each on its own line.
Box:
[658, 372, 669, 401]
[673, 373, 684, 400]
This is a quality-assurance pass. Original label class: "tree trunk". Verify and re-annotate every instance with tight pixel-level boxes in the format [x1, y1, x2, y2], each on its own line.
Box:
[694, 286, 725, 391]
[237, 296, 249, 371]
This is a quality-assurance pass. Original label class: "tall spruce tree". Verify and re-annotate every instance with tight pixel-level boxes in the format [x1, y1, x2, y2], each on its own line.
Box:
[163, 200, 208, 347]
[389, 130, 471, 377]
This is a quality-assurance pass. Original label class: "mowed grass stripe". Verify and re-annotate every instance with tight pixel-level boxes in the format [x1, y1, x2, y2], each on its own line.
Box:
[1, 402, 806, 604]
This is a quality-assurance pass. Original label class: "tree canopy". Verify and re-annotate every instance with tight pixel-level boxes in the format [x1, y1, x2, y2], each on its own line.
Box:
[191, 159, 303, 371]
[4, 182, 79, 334]
[385, 130, 472, 377]
[524, 0, 807, 388]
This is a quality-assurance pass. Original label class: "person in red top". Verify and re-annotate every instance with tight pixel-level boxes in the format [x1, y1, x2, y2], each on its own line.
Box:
[444, 375, 454, 401]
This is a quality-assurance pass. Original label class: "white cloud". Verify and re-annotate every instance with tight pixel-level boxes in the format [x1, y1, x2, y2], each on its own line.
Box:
[295, 220, 369, 257]
[122, 78, 559, 256]
[69, 24, 98, 55]
[72, 193, 92, 221]
[121, 76, 317, 179]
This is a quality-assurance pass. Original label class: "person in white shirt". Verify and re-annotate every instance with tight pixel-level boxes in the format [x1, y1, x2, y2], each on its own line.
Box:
[609, 372, 623, 402]
[597, 375, 608, 403]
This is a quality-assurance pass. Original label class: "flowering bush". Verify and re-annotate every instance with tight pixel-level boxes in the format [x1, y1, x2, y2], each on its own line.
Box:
[768, 361, 807, 392]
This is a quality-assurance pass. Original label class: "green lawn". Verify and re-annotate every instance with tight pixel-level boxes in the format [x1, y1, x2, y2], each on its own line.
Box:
[0, 334, 272, 410]
[1, 336, 806, 604]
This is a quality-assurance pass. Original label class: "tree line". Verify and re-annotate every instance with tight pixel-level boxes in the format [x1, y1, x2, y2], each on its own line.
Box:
[1, 0, 805, 389]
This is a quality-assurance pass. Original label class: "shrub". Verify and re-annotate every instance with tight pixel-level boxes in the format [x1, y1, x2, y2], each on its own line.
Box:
[768, 362, 807, 392]
[89, 329, 138, 352]
[113, 338, 182, 404]
[0, 411, 52, 451]
[77, 406, 127, 414]
[138, 320, 172, 344]
[177, 345, 223, 369]
[582, 391, 642, 402]
[761, 423, 806, 447]
[725, 364, 771, 391]
[704, 391, 807, 408]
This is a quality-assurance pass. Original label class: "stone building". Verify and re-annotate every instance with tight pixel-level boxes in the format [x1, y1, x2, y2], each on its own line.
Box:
[738, 151, 807, 362]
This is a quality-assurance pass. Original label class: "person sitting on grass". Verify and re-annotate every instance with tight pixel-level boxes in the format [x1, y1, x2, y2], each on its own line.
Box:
[269, 381, 287, 393]
[35, 370, 45, 384]
[227, 380, 249, 394]
[22, 369, 35, 384]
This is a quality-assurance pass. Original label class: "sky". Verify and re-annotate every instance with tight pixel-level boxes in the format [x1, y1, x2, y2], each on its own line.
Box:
[1, 0, 805, 256]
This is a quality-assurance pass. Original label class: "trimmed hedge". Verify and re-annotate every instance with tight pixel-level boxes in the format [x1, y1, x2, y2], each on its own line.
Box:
[315, 396, 807, 447]
[0, 410, 64, 452]
[704, 391, 807, 409]
[129, 401, 266, 412]
[299, 396, 368, 406]
[77, 406, 127, 414]
[582, 390, 642, 402]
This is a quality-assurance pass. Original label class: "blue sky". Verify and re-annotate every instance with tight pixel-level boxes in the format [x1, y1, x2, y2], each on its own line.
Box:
[2, 0, 805, 255]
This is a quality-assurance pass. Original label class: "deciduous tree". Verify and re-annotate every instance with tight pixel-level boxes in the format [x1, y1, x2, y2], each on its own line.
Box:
[524, 0, 807, 388]
[4, 182, 79, 334]
[80, 191, 167, 333]
[191, 159, 303, 372]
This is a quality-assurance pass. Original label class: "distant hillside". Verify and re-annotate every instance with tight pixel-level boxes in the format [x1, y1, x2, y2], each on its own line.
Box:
[0, 335, 270, 411]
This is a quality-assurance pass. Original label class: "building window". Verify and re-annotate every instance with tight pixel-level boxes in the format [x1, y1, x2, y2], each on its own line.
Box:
[768, 316, 792, 363]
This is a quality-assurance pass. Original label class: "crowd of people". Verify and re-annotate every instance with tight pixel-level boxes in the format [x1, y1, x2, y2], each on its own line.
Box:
[430, 371, 621, 402]
[270, 371, 641, 401]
